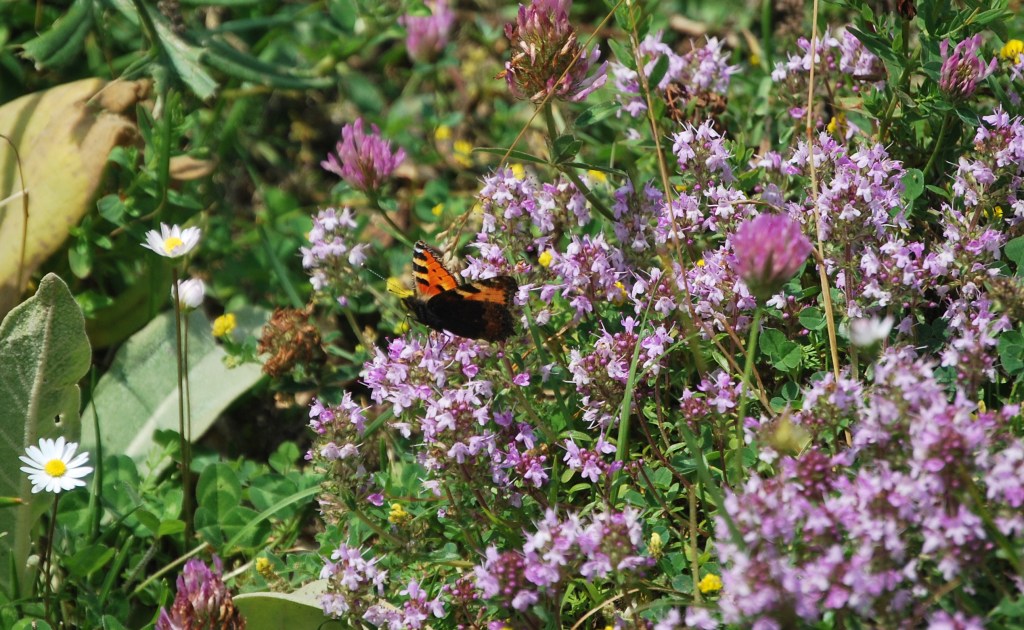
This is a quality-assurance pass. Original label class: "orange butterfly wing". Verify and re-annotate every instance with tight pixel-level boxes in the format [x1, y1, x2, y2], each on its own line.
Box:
[411, 241, 459, 297]
[403, 241, 518, 341]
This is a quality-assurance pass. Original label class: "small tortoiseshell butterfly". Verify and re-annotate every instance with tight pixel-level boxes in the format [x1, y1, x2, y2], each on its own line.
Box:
[402, 241, 517, 342]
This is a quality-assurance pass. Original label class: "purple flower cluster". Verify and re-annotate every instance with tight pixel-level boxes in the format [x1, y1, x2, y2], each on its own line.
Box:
[563, 436, 619, 482]
[322, 118, 406, 193]
[157, 556, 245, 630]
[611, 32, 738, 119]
[543, 233, 629, 320]
[707, 350, 1023, 626]
[940, 34, 997, 100]
[399, 0, 455, 63]
[501, 0, 606, 103]
[473, 508, 651, 612]
[955, 107, 1024, 224]
[567, 317, 674, 428]
[320, 544, 388, 619]
[771, 28, 883, 126]
[361, 336, 545, 495]
[364, 580, 446, 629]
[300, 207, 370, 298]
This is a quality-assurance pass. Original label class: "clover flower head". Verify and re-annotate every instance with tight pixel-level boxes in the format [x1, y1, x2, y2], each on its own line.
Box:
[501, 0, 607, 103]
[142, 223, 202, 258]
[321, 119, 406, 193]
[731, 213, 813, 302]
[156, 556, 245, 630]
[172, 278, 205, 310]
[399, 0, 455, 63]
[939, 34, 997, 100]
[19, 436, 92, 494]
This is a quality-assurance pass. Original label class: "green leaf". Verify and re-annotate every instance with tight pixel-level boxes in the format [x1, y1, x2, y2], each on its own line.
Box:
[759, 328, 802, 372]
[0, 274, 91, 596]
[79, 308, 265, 475]
[551, 134, 582, 164]
[21, 0, 93, 69]
[202, 38, 332, 90]
[1006, 236, 1024, 275]
[798, 307, 825, 331]
[142, 3, 217, 99]
[64, 544, 116, 579]
[998, 331, 1024, 376]
[474, 147, 548, 164]
[196, 462, 242, 510]
[235, 581, 347, 630]
[901, 168, 924, 202]
[647, 54, 670, 89]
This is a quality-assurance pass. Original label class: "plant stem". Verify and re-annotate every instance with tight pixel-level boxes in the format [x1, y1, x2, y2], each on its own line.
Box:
[172, 270, 194, 542]
[923, 113, 952, 181]
[541, 102, 616, 222]
[734, 305, 763, 486]
[43, 493, 60, 625]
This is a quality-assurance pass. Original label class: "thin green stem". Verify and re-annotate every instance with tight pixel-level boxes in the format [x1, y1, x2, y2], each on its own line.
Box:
[923, 113, 952, 180]
[171, 270, 193, 542]
[734, 306, 764, 486]
[43, 493, 60, 625]
[367, 192, 415, 248]
[689, 483, 702, 603]
[541, 102, 616, 222]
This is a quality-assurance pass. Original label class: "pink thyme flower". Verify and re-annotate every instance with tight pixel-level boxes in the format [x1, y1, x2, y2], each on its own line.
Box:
[939, 34, 997, 100]
[501, 0, 607, 103]
[731, 213, 813, 302]
[156, 556, 245, 630]
[321, 118, 406, 193]
[399, 0, 455, 63]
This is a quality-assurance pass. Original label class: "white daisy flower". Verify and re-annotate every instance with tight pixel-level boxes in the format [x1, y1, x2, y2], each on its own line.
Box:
[19, 437, 93, 494]
[172, 278, 205, 309]
[142, 223, 201, 258]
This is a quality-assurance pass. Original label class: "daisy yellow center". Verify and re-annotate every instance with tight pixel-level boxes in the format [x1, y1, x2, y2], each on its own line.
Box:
[163, 236, 184, 254]
[44, 459, 67, 477]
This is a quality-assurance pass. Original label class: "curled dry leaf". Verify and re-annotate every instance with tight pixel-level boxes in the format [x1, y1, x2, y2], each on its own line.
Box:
[0, 78, 148, 317]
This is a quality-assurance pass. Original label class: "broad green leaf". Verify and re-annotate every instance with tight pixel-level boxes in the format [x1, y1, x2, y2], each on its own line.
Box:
[998, 331, 1024, 377]
[235, 581, 347, 630]
[759, 328, 802, 372]
[0, 274, 91, 596]
[79, 308, 265, 474]
[64, 544, 116, 579]
[0, 79, 144, 317]
[1006, 236, 1024, 275]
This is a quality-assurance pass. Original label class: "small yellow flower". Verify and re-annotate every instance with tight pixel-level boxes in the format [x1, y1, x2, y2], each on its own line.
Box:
[431, 203, 444, 217]
[388, 502, 411, 525]
[749, 52, 761, 66]
[698, 573, 723, 594]
[434, 125, 452, 141]
[538, 250, 554, 267]
[696, 258, 705, 267]
[212, 313, 237, 338]
[648, 532, 664, 558]
[827, 112, 847, 137]
[511, 163, 526, 180]
[612, 281, 628, 304]
[983, 205, 1004, 222]
[394, 320, 410, 335]
[454, 140, 473, 167]
[1001, 39, 1024, 62]
[587, 169, 608, 184]
[674, 183, 688, 192]
[255, 557, 274, 578]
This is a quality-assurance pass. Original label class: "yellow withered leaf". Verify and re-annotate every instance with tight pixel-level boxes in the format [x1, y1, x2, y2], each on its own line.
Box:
[0, 78, 148, 317]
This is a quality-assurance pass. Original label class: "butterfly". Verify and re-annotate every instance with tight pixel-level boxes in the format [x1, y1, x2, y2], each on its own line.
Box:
[401, 241, 518, 342]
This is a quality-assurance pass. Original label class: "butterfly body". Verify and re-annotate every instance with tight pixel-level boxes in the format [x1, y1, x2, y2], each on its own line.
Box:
[403, 241, 517, 342]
